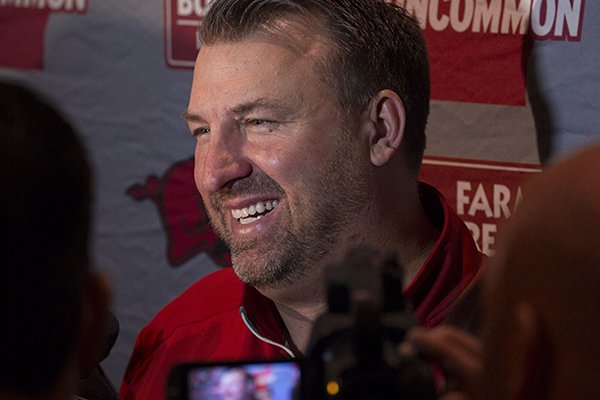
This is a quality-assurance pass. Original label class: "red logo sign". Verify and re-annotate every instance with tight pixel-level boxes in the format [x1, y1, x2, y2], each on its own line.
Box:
[163, 0, 585, 106]
[164, 0, 211, 68]
[397, 0, 587, 105]
[420, 156, 541, 255]
[0, 1, 87, 70]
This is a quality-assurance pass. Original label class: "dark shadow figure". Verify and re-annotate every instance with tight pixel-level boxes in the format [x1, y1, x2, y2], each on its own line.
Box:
[523, 28, 555, 166]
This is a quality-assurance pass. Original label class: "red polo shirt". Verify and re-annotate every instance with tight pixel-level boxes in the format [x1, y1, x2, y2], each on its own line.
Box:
[120, 184, 482, 400]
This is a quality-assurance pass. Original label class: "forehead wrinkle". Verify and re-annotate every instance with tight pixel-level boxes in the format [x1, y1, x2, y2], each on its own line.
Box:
[185, 97, 302, 125]
[230, 98, 293, 115]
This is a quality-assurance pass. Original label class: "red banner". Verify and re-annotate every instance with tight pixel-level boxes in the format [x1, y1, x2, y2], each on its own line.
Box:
[420, 155, 541, 255]
[162, 0, 585, 105]
[396, 0, 585, 105]
[0, 2, 87, 69]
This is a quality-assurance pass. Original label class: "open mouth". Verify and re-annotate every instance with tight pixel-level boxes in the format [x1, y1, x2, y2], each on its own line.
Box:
[231, 200, 279, 225]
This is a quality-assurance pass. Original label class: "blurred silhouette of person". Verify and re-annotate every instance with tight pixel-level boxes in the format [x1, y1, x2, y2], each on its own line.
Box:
[408, 143, 600, 399]
[0, 80, 111, 400]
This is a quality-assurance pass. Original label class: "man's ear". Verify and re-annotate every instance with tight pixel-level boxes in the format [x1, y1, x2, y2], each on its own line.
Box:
[76, 272, 112, 378]
[365, 89, 406, 166]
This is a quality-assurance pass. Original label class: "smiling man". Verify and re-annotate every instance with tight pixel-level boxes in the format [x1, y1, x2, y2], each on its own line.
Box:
[121, 1, 482, 398]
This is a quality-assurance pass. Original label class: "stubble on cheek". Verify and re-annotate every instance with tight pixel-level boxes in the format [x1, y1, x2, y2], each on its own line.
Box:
[199, 127, 369, 290]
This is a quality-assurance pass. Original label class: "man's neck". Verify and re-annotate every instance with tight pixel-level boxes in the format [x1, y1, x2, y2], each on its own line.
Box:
[375, 177, 440, 287]
[259, 273, 328, 354]
[260, 179, 440, 353]
[264, 215, 439, 354]
[275, 301, 328, 354]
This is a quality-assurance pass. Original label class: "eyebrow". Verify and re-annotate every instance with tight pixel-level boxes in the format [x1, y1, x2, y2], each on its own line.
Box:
[181, 110, 199, 123]
[182, 98, 294, 123]
[231, 98, 290, 115]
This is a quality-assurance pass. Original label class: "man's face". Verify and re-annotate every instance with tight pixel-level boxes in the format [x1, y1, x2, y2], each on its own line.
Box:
[186, 31, 369, 290]
[218, 370, 251, 400]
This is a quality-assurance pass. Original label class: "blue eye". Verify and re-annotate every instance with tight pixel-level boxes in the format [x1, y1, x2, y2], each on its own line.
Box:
[244, 119, 280, 132]
[192, 127, 210, 137]
[249, 119, 267, 126]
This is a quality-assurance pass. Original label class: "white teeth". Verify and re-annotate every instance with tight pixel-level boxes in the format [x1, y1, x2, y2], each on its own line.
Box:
[240, 215, 260, 225]
[230, 200, 279, 222]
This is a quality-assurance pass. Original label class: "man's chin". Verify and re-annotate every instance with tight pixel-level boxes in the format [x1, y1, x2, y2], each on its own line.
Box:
[231, 258, 296, 290]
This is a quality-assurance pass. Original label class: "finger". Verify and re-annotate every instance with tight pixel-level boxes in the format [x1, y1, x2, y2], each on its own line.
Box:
[405, 326, 482, 387]
[408, 326, 482, 361]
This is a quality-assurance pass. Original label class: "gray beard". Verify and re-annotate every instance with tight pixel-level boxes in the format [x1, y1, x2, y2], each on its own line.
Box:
[230, 196, 343, 290]
[208, 130, 369, 291]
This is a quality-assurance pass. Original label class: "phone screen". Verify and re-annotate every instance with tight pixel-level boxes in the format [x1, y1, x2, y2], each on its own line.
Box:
[168, 360, 301, 400]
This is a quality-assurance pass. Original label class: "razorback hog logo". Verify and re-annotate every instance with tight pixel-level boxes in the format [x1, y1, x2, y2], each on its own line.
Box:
[0, 0, 88, 69]
[127, 158, 231, 268]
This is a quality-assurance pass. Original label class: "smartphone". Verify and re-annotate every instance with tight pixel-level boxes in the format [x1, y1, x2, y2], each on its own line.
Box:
[166, 359, 302, 400]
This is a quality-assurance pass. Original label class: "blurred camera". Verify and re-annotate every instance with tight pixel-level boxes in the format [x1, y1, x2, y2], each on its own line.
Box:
[301, 247, 437, 400]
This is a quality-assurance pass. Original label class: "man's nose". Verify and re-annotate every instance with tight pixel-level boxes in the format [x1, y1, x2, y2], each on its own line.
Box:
[196, 127, 251, 193]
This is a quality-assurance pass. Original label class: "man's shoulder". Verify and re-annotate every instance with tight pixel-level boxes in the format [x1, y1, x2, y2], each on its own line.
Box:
[147, 268, 244, 334]
[120, 269, 251, 399]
